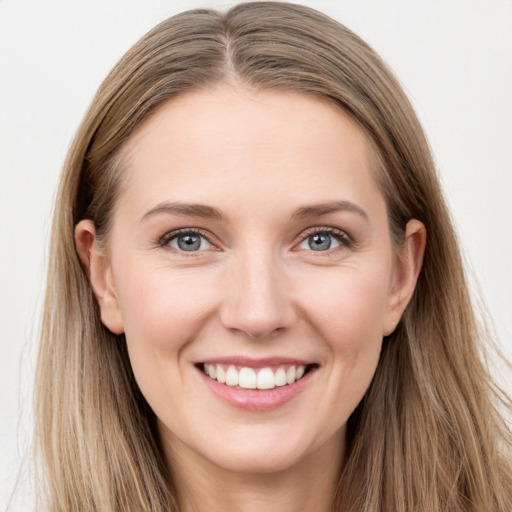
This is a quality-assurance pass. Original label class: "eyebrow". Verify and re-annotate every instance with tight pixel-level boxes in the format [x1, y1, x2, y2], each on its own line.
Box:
[290, 200, 369, 221]
[141, 202, 225, 222]
[140, 199, 368, 223]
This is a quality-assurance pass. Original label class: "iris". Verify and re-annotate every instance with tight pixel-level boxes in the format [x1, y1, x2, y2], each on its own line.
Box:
[177, 234, 202, 251]
[308, 233, 332, 251]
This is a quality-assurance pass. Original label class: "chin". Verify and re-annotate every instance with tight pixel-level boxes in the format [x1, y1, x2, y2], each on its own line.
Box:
[194, 422, 342, 476]
[206, 443, 312, 475]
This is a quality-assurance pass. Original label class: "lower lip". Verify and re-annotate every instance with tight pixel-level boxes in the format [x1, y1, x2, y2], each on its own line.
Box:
[198, 366, 317, 411]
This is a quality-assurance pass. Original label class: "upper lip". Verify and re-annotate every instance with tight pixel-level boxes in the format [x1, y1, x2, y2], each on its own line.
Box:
[199, 356, 316, 368]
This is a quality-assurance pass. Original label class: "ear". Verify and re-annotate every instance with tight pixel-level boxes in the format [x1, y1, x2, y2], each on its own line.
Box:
[383, 219, 426, 336]
[75, 220, 124, 334]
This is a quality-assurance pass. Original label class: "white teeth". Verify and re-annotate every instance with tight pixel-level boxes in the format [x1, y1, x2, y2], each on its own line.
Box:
[216, 365, 226, 384]
[239, 367, 257, 389]
[256, 367, 275, 389]
[207, 364, 216, 379]
[203, 363, 310, 389]
[225, 365, 239, 386]
[274, 367, 287, 386]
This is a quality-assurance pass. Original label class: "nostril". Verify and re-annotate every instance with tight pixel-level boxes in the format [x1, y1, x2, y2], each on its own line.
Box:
[243, 326, 287, 340]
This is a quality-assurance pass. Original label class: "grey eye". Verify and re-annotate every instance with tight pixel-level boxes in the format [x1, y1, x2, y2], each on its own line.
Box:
[169, 233, 209, 252]
[308, 233, 332, 251]
[298, 232, 342, 252]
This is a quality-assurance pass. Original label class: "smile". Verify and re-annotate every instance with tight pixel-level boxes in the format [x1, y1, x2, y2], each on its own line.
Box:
[197, 358, 319, 411]
[202, 363, 310, 390]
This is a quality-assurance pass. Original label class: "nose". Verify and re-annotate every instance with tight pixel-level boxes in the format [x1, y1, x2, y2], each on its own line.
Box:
[219, 249, 296, 339]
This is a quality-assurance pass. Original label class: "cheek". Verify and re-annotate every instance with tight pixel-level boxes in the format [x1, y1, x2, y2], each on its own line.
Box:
[298, 264, 391, 346]
[112, 263, 218, 398]
[117, 265, 215, 347]
[296, 266, 390, 412]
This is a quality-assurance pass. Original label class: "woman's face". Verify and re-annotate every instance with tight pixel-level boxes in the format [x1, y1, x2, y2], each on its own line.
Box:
[80, 86, 423, 475]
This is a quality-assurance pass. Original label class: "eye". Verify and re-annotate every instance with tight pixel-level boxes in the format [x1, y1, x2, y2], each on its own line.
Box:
[160, 229, 213, 252]
[296, 228, 351, 252]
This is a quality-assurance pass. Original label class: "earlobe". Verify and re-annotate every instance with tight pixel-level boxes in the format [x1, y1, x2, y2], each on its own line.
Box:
[75, 220, 124, 335]
[383, 219, 426, 336]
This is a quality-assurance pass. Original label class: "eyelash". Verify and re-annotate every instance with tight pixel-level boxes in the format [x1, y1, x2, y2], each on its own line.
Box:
[158, 227, 353, 254]
[297, 226, 353, 252]
[158, 228, 214, 250]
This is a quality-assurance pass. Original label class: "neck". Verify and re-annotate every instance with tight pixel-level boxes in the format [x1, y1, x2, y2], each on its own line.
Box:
[161, 427, 345, 512]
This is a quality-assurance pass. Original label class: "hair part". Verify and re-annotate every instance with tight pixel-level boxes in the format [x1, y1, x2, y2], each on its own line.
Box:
[36, 2, 511, 511]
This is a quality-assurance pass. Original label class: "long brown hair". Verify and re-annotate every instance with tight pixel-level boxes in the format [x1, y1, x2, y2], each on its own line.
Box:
[36, 2, 512, 510]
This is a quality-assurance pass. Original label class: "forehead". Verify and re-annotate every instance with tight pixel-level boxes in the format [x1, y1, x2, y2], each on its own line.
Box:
[118, 85, 384, 218]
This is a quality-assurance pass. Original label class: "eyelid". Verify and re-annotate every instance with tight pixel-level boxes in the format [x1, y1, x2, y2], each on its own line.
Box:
[157, 225, 353, 253]
[158, 227, 219, 251]
[294, 226, 353, 251]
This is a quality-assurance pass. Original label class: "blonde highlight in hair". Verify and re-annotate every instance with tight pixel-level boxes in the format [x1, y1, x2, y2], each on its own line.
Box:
[36, 3, 511, 511]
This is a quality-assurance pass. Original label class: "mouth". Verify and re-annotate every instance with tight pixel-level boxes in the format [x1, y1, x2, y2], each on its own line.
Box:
[195, 357, 320, 411]
[196, 361, 319, 391]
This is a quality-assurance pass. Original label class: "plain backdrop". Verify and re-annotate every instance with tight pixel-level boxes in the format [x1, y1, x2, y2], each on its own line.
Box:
[1, 1, 511, 509]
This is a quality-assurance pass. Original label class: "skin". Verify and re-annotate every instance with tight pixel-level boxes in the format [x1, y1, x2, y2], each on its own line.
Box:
[76, 85, 425, 512]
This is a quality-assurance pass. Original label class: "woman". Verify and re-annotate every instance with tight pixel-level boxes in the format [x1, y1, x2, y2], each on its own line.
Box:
[36, 2, 512, 511]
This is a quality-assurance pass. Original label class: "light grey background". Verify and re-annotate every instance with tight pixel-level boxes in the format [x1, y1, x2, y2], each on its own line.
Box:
[1, 1, 511, 509]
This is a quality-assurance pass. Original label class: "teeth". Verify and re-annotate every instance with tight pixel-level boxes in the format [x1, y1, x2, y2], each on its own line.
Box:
[203, 363, 309, 390]
[239, 367, 257, 389]
[207, 364, 217, 379]
[274, 367, 287, 387]
[216, 365, 226, 384]
[256, 368, 275, 389]
[225, 365, 239, 386]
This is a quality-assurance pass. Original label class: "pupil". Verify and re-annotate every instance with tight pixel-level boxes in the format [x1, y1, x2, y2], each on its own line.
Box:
[178, 234, 201, 251]
[308, 233, 331, 251]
